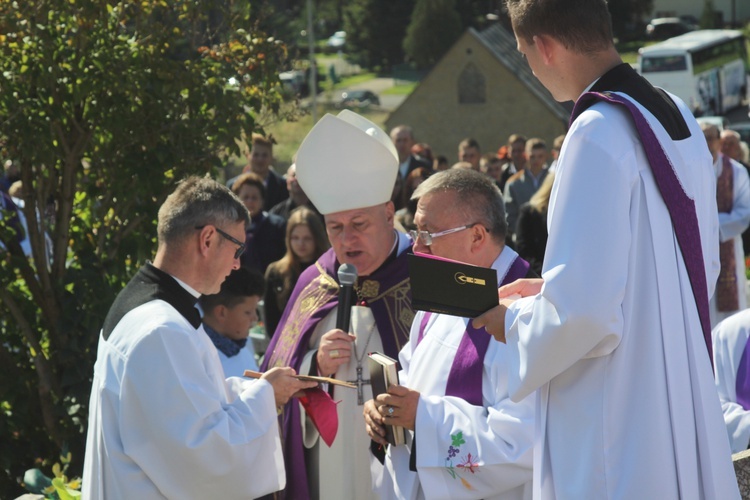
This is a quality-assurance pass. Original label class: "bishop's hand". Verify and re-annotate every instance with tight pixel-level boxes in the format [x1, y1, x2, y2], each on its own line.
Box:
[316, 329, 355, 376]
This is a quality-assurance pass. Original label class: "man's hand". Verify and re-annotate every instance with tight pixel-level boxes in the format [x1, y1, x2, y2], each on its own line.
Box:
[473, 303, 511, 343]
[363, 398, 388, 446]
[374, 385, 420, 431]
[499, 278, 543, 298]
[262, 367, 318, 407]
[474, 278, 543, 343]
[316, 329, 355, 376]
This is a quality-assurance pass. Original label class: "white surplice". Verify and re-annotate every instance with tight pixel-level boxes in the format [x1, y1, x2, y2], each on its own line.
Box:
[504, 92, 739, 498]
[374, 247, 534, 500]
[709, 154, 750, 327]
[83, 300, 284, 499]
[713, 309, 750, 453]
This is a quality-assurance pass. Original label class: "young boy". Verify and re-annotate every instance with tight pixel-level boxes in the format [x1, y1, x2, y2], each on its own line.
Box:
[200, 267, 264, 376]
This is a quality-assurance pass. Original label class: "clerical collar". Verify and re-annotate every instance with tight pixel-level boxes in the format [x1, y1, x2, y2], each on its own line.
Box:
[203, 322, 247, 357]
[579, 63, 690, 141]
[171, 274, 200, 299]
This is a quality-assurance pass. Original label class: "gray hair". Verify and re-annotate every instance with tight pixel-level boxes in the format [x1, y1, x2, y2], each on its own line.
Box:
[412, 169, 507, 243]
[157, 176, 250, 246]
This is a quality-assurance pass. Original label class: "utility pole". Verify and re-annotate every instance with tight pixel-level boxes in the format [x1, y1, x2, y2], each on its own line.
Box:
[307, 0, 318, 124]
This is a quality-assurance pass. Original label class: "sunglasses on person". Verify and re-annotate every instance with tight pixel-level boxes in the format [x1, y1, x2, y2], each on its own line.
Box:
[195, 225, 245, 259]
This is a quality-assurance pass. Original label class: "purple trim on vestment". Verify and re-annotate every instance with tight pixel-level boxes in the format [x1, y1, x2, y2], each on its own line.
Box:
[570, 91, 713, 366]
[260, 246, 412, 500]
[417, 255, 530, 406]
[736, 342, 750, 410]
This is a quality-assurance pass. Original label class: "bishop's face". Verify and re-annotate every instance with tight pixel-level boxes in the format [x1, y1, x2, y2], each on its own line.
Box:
[325, 202, 396, 277]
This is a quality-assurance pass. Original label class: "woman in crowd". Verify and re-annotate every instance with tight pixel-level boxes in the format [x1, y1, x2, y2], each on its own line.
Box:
[264, 206, 329, 336]
[515, 171, 555, 275]
[231, 172, 287, 274]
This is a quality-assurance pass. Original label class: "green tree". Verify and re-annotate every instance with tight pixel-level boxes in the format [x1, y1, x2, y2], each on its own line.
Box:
[608, 0, 654, 39]
[0, 0, 288, 495]
[700, 0, 717, 29]
[404, 0, 463, 68]
[343, 0, 416, 71]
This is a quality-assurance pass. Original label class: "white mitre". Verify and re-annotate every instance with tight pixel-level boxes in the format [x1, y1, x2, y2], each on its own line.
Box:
[295, 110, 399, 215]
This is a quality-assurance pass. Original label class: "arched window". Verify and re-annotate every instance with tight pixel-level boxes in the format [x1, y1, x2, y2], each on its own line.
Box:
[458, 62, 486, 104]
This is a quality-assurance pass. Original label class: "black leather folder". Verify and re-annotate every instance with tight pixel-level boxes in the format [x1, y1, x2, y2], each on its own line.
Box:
[408, 253, 498, 318]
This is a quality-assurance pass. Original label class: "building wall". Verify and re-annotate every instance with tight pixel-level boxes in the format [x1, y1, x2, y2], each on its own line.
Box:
[651, 0, 749, 25]
[386, 32, 567, 164]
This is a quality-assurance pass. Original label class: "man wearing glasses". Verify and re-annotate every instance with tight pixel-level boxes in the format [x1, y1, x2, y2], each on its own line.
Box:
[83, 176, 316, 499]
[364, 169, 536, 499]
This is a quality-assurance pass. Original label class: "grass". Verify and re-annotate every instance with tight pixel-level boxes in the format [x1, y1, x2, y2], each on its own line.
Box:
[222, 105, 390, 178]
[382, 81, 418, 95]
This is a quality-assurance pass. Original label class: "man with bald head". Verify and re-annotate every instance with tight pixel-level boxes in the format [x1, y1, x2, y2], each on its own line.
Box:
[391, 124, 431, 181]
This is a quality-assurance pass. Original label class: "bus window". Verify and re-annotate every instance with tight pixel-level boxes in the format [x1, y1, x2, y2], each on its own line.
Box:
[641, 55, 688, 73]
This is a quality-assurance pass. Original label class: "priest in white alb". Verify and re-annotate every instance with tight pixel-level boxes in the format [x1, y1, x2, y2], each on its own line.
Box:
[82, 177, 315, 499]
[261, 110, 414, 499]
[474, 1, 739, 498]
[364, 169, 536, 500]
[713, 309, 750, 453]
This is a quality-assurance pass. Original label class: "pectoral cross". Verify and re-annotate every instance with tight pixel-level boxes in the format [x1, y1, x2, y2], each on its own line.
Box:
[347, 365, 370, 405]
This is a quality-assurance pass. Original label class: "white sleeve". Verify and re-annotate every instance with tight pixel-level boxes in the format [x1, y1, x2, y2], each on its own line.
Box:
[718, 162, 750, 243]
[713, 312, 750, 454]
[119, 325, 284, 498]
[412, 347, 534, 499]
[504, 130, 631, 402]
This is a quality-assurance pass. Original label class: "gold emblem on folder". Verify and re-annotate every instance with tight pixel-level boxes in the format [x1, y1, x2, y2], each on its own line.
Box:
[454, 272, 486, 286]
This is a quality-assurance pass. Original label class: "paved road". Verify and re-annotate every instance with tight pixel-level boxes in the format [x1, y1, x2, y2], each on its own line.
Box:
[308, 77, 407, 112]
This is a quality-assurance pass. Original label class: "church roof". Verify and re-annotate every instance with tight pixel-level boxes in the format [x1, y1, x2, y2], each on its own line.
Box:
[472, 24, 572, 122]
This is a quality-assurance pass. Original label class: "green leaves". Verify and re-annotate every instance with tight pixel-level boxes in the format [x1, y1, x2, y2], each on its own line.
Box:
[0, 0, 291, 494]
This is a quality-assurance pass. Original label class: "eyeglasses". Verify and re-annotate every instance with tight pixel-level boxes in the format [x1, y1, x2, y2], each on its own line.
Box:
[195, 225, 246, 259]
[409, 223, 479, 246]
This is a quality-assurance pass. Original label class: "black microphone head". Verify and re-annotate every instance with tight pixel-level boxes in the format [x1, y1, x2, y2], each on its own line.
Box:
[338, 263, 358, 286]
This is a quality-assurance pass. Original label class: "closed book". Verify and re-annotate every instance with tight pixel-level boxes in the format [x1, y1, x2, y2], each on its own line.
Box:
[408, 252, 499, 318]
[367, 352, 406, 446]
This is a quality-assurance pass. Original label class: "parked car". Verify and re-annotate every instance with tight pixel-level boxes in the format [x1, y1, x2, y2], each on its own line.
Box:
[338, 90, 380, 108]
[645, 17, 693, 40]
[326, 31, 346, 50]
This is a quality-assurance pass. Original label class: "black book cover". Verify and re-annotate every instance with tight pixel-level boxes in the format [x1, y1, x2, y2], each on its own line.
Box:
[408, 253, 498, 318]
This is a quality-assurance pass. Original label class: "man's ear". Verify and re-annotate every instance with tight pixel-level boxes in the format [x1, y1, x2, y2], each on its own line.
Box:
[384, 201, 396, 223]
[470, 223, 486, 252]
[197, 225, 214, 257]
[533, 34, 555, 65]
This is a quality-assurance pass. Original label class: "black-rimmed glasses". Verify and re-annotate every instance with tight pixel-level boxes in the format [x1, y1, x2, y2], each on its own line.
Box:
[195, 225, 245, 259]
[409, 223, 479, 246]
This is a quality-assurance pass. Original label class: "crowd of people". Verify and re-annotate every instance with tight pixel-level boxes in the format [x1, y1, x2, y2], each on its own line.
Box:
[68, 0, 750, 498]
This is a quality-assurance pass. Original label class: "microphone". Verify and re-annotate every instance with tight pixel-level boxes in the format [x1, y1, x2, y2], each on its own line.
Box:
[336, 263, 358, 333]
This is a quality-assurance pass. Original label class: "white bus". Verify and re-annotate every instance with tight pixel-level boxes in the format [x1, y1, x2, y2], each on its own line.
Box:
[637, 30, 748, 116]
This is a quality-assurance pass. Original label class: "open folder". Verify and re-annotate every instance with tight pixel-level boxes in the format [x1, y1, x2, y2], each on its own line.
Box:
[408, 252, 498, 318]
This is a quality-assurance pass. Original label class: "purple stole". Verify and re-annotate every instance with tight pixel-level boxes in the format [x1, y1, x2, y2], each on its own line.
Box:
[716, 154, 739, 312]
[416, 255, 530, 405]
[736, 341, 750, 410]
[260, 246, 413, 500]
[570, 91, 713, 365]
